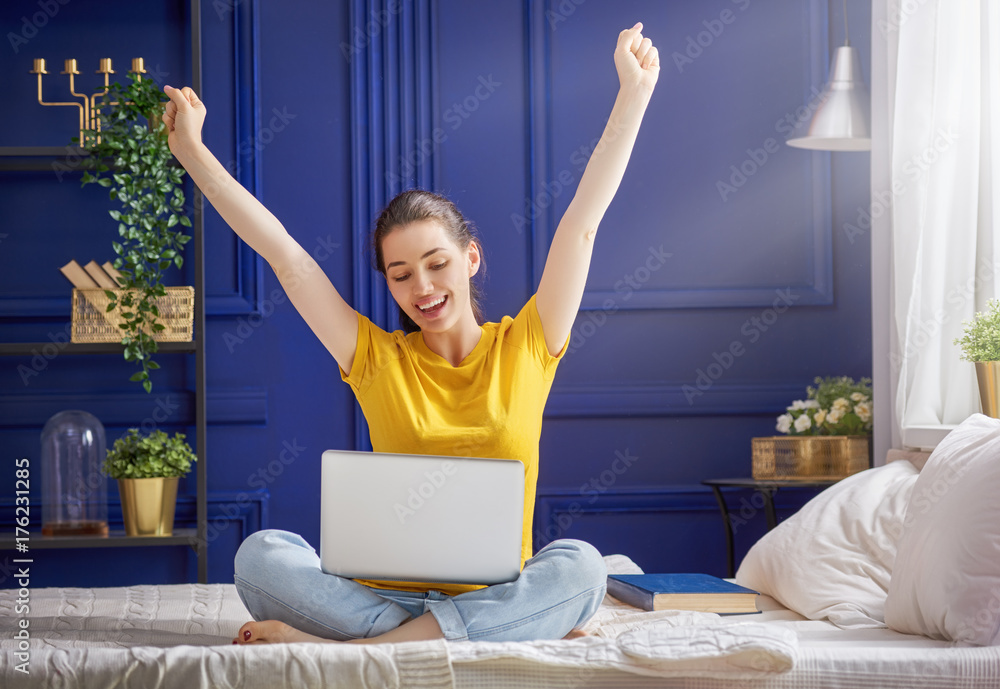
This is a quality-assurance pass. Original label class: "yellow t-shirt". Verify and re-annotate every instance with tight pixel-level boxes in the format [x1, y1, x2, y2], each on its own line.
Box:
[339, 295, 565, 595]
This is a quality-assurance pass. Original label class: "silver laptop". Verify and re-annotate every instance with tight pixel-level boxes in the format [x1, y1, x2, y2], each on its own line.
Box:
[320, 449, 524, 585]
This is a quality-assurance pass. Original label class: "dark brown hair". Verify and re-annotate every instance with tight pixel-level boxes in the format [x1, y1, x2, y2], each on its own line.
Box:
[371, 190, 486, 334]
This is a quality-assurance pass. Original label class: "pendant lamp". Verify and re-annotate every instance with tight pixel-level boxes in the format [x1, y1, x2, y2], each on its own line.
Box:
[787, 0, 871, 151]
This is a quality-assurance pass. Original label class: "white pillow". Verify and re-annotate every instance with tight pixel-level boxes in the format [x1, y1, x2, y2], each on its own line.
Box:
[885, 413, 1000, 645]
[735, 460, 919, 628]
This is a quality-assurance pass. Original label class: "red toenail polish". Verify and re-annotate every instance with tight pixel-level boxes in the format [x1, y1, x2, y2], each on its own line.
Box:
[243, 630, 251, 641]
[232, 640, 237, 644]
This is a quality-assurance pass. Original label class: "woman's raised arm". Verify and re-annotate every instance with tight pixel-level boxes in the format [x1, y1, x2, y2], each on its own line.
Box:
[162, 85, 359, 373]
[534, 23, 659, 355]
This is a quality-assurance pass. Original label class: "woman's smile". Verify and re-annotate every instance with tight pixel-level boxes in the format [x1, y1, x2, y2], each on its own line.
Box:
[416, 294, 448, 318]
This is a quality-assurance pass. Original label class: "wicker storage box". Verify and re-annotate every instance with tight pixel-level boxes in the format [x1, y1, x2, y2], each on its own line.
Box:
[71, 287, 194, 344]
[752, 435, 870, 480]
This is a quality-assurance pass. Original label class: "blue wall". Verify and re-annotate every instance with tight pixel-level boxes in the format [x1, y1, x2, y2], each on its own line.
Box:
[0, 0, 871, 587]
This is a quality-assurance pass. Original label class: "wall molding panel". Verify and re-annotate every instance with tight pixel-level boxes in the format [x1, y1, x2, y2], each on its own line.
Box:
[0, 387, 268, 428]
[545, 382, 804, 418]
[206, 0, 263, 316]
[525, 0, 834, 311]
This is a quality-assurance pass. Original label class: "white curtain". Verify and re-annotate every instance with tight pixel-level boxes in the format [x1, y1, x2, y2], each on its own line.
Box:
[874, 0, 1000, 451]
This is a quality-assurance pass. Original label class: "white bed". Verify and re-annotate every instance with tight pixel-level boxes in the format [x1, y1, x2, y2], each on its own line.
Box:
[4, 417, 1000, 688]
[1, 564, 996, 689]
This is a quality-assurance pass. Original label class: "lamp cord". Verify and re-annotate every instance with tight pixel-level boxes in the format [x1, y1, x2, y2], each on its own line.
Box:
[843, 0, 850, 46]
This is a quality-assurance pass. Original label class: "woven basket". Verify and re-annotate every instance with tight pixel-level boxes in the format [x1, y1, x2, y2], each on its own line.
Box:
[751, 435, 870, 480]
[71, 287, 194, 344]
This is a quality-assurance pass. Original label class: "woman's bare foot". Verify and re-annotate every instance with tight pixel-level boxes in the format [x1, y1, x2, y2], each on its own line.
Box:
[234, 620, 334, 645]
[233, 612, 445, 645]
[562, 628, 589, 640]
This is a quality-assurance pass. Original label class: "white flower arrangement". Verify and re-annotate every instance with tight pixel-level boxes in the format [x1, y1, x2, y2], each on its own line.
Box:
[775, 376, 874, 436]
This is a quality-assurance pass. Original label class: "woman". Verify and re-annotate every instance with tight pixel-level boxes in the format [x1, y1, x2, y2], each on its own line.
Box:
[162, 22, 659, 645]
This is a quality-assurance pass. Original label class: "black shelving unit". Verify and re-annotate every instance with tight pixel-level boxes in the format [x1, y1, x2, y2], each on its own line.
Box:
[0, 0, 208, 583]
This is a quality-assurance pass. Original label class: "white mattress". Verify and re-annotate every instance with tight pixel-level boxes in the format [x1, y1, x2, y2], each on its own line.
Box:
[1, 555, 998, 689]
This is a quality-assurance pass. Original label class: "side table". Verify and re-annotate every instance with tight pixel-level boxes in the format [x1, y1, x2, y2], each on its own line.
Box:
[702, 478, 839, 577]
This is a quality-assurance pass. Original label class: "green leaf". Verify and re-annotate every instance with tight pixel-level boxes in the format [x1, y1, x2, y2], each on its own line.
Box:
[179, 216, 192, 227]
[97, 177, 112, 187]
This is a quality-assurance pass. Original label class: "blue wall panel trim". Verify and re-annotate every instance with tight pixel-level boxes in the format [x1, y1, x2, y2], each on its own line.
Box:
[215, 0, 263, 316]
[174, 489, 269, 544]
[545, 382, 804, 418]
[0, 388, 268, 428]
[349, 0, 437, 451]
[533, 487, 715, 550]
[527, 0, 834, 311]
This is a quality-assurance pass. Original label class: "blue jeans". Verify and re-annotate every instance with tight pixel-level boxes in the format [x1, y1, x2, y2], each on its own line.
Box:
[233, 529, 607, 642]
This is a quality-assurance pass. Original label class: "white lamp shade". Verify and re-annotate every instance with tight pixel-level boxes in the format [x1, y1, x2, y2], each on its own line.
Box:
[787, 45, 871, 151]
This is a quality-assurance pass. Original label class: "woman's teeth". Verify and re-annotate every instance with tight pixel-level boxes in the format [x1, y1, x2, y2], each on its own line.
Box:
[419, 296, 446, 311]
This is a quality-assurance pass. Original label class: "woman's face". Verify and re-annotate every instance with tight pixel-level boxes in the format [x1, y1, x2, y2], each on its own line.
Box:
[381, 219, 480, 333]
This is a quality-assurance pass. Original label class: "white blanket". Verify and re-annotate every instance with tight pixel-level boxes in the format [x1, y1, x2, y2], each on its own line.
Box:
[0, 556, 797, 688]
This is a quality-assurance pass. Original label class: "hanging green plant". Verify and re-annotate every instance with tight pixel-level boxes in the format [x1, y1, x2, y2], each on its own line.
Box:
[75, 71, 191, 393]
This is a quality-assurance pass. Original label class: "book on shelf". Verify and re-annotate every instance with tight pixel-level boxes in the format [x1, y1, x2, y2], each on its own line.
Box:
[83, 260, 118, 289]
[59, 260, 99, 289]
[101, 261, 125, 287]
[606, 573, 760, 614]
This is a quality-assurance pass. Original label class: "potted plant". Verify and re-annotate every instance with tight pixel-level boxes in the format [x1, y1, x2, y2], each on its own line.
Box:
[102, 428, 197, 536]
[954, 298, 1000, 418]
[76, 71, 193, 393]
[755, 376, 873, 480]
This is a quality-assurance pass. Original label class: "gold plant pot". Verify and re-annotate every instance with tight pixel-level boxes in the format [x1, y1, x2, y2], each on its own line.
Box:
[118, 477, 179, 536]
[974, 361, 1000, 419]
[752, 436, 870, 480]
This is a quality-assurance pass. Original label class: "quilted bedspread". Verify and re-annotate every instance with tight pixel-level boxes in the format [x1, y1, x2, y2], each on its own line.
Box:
[0, 556, 798, 688]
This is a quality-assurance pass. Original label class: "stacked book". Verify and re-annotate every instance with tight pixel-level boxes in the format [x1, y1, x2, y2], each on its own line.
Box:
[59, 260, 124, 289]
[606, 573, 760, 614]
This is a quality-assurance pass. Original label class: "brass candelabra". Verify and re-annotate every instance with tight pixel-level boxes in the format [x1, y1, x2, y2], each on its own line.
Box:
[30, 57, 147, 146]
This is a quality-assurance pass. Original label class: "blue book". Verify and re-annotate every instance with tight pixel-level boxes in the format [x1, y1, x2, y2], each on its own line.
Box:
[606, 573, 760, 613]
